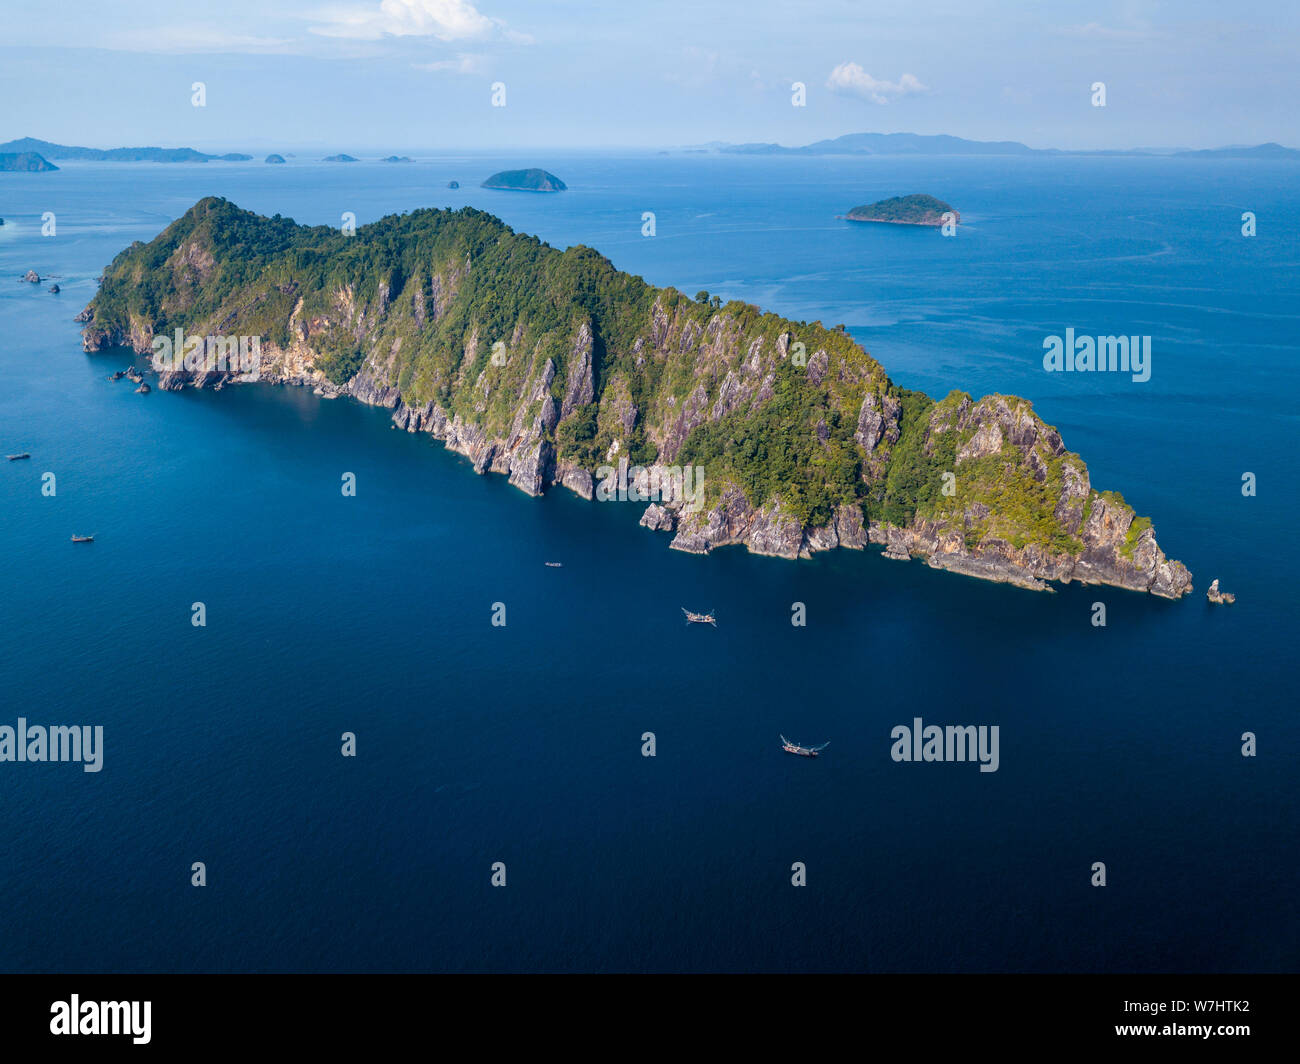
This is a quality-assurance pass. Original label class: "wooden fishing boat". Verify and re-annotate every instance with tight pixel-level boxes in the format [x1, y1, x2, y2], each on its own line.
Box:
[781, 735, 829, 758]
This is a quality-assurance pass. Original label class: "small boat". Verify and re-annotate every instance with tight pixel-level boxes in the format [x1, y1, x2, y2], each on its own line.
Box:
[7, 453, 31, 460]
[781, 735, 828, 758]
[544, 562, 562, 568]
[71, 535, 94, 543]
[682, 608, 716, 626]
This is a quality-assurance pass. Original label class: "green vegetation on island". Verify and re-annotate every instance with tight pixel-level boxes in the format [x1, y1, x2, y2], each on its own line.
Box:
[845, 194, 956, 227]
[481, 168, 567, 192]
[79, 197, 1188, 595]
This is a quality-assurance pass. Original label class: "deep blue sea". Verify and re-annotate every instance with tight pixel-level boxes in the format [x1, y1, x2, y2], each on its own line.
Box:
[1, 152, 1296, 972]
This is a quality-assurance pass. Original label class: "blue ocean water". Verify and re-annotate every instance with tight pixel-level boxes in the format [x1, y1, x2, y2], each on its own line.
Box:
[0, 153, 1295, 972]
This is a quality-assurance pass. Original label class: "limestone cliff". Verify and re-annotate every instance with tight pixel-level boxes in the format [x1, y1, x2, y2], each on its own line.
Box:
[79, 197, 1191, 598]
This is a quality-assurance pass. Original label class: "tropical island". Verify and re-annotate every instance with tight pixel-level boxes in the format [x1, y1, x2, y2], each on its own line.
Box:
[0, 151, 58, 172]
[481, 168, 566, 192]
[846, 194, 956, 227]
[77, 196, 1191, 598]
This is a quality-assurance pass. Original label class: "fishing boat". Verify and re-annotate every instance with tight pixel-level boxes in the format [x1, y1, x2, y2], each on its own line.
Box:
[544, 562, 562, 567]
[682, 608, 716, 626]
[7, 452, 31, 460]
[781, 735, 828, 758]
[70, 535, 94, 543]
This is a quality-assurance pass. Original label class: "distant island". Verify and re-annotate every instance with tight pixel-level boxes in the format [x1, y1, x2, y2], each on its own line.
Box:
[846, 194, 956, 227]
[265, 154, 286, 165]
[0, 137, 248, 163]
[382, 155, 413, 163]
[324, 154, 357, 163]
[0, 151, 58, 172]
[77, 196, 1192, 600]
[481, 168, 566, 192]
[707, 131, 1300, 159]
[447, 180, 460, 189]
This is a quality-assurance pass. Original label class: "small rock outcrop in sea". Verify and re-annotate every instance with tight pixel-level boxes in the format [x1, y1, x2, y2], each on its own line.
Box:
[323, 154, 357, 163]
[447, 180, 459, 189]
[23, 269, 40, 283]
[1206, 579, 1235, 604]
[48, 284, 60, 294]
[265, 154, 286, 165]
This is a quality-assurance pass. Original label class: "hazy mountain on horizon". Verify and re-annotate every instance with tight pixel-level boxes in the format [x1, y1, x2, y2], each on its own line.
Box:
[0, 137, 252, 163]
[706, 131, 1299, 158]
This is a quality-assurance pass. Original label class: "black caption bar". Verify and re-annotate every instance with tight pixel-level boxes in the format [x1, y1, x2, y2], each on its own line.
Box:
[0, 974, 1288, 1053]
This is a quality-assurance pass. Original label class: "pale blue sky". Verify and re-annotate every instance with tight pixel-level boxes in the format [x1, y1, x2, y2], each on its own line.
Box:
[2, 0, 1297, 151]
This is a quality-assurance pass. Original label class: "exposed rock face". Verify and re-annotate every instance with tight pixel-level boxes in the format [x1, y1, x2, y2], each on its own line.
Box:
[77, 196, 1193, 600]
[23, 270, 40, 283]
[1206, 579, 1235, 604]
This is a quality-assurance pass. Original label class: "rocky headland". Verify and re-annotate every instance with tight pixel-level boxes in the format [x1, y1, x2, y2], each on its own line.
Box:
[78, 197, 1192, 598]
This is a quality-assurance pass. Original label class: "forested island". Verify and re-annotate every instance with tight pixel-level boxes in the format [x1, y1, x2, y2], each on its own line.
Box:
[0, 151, 58, 172]
[846, 194, 956, 227]
[77, 197, 1191, 597]
[481, 168, 566, 191]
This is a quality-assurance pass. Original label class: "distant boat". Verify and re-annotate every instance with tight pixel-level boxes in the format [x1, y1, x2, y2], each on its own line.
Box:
[7, 452, 30, 460]
[545, 561, 562, 567]
[70, 534, 94, 543]
[781, 735, 828, 758]
[682, 608, 716, 626]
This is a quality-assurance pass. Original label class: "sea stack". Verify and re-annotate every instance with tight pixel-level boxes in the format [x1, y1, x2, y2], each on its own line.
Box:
[1206, 579, 1235, 604]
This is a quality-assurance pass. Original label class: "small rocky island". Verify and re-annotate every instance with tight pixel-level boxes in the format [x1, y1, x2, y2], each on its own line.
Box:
[846, 194, 956, 227]
[324, 154, 357, 163]
[1206, 579, 1235, 604]
[382, 155, 413, 163]
[265, 154, 286, 165]
[481, 168, 567, 192]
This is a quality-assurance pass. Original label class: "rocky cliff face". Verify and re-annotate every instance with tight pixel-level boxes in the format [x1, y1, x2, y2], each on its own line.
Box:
[79, 196, 1192, 598]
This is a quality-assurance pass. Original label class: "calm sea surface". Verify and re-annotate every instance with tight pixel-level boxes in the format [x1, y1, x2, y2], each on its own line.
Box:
[0, 152, 1295, 971]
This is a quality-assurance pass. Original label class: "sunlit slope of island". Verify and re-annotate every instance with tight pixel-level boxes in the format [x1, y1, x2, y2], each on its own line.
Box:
[79, 197, 1191, 596]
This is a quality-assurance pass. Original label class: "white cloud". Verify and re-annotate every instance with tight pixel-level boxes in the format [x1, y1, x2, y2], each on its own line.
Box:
[826, 62, 926, 104]
[310, 0, 502, 41]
